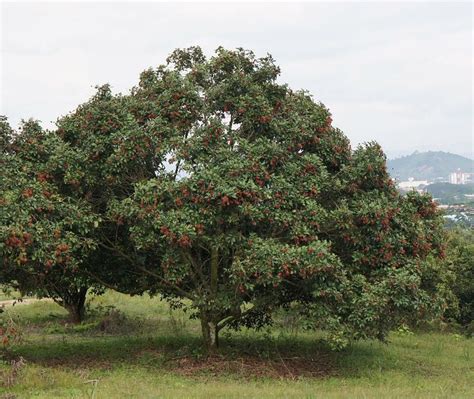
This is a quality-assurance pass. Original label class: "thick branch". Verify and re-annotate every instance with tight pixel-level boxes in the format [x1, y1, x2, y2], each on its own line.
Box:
[98, 239, 195, 300]
[217, 305, 255, 331]
[83, 270, 147, 295]
[210, 247, 218, 298]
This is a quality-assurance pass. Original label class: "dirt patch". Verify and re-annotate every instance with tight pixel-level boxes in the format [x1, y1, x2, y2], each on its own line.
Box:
[26, 349, 336, 379]
[170, 354, 336, 379]
[0, 298, 50, 308]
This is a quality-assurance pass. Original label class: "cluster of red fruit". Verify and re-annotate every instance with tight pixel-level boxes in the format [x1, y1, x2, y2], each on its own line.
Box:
[160, 226, 192, 248]
[258, 115, 271, 124]
[417, 201, 438, 217]
[36, 172, 49, 183]
[54, 243, 70, 264]
[5, 232, 32, 248]
[21, 188, 34, 198]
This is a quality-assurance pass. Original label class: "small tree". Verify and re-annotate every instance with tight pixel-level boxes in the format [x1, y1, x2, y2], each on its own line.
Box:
[0, 119, 98, 323]
[442, 228, 474, 331]
[2, 86, 162, 318]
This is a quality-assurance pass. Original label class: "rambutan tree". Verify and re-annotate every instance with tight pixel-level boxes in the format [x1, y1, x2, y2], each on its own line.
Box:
[0, 119, 99, 323]
[98, 47, 445, 350]
[1, 48, 446, 348]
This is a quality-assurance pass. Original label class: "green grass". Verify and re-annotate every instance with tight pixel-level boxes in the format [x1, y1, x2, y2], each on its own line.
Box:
[0, 286, 23, 301]
[0, 291, 473, 398]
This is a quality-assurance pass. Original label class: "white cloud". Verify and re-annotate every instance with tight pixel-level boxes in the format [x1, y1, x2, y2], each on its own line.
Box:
[1, 1, 472, 158]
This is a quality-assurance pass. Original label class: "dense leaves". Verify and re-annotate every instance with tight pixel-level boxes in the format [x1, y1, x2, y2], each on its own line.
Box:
[441, 229, 474, 332]
[0, 120, 99, 322]
[103, 47, 445, 348]
[1, 47, 447, 348]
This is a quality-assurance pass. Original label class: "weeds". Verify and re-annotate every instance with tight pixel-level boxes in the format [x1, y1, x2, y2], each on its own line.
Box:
[168, 307, 188, 336]
[0, 312, 23, 355]
[0, 356, 26, 388]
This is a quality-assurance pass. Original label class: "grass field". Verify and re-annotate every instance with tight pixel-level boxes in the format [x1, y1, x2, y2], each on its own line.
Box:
[0, 291, 473, 398]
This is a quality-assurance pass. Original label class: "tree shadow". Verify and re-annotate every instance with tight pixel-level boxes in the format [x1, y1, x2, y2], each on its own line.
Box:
[5, 300, 445, 380]
[8, 329, 436, 380]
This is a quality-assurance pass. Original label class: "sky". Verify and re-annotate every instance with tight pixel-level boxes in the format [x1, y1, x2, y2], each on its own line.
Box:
[1, 1, 472, 159]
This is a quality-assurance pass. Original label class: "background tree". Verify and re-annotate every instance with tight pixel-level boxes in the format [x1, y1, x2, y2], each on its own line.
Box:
[2, 85, 165, 323]
[440, 228, 474, 333]
[53, 85, 160, 294]
[0, 118, 99, 323]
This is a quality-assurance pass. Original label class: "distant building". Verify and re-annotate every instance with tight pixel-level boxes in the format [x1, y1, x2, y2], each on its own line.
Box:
[397, 177, 429, 194]
[449, 169, 473, 185]
[398, 177, 428, 192]
[432, 176, 449, 183]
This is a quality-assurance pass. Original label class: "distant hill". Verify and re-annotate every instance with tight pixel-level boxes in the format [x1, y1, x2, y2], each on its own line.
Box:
[387, 151, 473, 181]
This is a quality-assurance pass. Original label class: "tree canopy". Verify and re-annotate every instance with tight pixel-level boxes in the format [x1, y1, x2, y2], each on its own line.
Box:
[1, 119, 99, 322]
[1, 47, 446, 349]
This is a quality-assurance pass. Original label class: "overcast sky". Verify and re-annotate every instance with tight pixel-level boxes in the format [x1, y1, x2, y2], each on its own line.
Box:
[1, 1, 472, 159]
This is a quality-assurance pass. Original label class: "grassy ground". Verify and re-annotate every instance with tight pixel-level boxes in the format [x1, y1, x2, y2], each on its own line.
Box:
[0, 291, 473, 398]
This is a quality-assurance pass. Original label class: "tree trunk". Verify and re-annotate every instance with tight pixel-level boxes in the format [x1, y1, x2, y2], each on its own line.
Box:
[201, 247, 220, 352]
[65, 303, 85, 324]
[200, 314, 219, 352]
[210, 247, 218, 297]
[64, 287, 88, 324]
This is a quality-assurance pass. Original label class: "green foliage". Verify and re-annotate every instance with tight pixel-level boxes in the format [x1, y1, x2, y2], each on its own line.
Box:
[95, 47, 445, 348]
[0, 119, 99, 322]
[442, 228, 474, 331]
[1, 47, 447, 349]
[0, 115, 14, 154]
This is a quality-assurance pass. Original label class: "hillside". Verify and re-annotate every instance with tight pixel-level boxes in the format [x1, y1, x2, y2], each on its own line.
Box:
[425, 182, 474, 204]
[387, 151, 473, 181]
